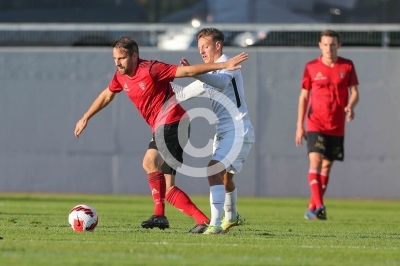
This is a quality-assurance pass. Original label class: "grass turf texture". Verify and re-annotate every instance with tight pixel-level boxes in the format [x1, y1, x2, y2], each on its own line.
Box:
[0, 194, 399, 266]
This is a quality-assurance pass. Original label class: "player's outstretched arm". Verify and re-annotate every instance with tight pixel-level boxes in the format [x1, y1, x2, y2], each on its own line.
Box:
[180, 57, 232, 90]
[175, 52, 248, 78]
[74, 88, 116, 138]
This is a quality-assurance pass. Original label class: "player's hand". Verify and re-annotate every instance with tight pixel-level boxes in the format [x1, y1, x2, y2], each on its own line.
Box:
[225, 52, 248, 70]
[180, 57, 191, 66]
[345, 106, 355, 122]
[74, 118, 88, 138]
[295, 127, 306, 146]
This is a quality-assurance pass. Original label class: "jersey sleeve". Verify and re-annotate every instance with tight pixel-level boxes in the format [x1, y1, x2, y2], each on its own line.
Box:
[170, 80, 206, 102]
[108, 72, 123, 93]
[195, 71, 233, 90]
[301, 64, 312, 90]
[149, 61, 178, 83]
[348, 61, 359, 87]
[218, 68, 236, 77]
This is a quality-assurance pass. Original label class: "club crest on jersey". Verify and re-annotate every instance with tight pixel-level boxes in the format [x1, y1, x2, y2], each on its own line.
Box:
[123, 83, 130, 91]
[139, 82, 146, 90]
[339, 72, 345, 78]
[207, 87, 220, 99]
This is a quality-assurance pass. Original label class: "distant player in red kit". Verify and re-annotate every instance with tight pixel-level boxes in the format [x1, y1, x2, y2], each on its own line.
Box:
[74, 36, 248, 232]
[295, 30, 360, 220]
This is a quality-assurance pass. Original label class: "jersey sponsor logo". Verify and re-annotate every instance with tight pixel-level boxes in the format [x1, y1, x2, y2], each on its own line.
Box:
[339, 71, 346, 78]
[314, 72, 327, 81]
[139, 82, 146, 90]
[123, 82, 130, 91]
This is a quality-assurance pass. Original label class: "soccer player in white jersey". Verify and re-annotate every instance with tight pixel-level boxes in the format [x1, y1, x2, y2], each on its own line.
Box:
[171, 28, 255, 234]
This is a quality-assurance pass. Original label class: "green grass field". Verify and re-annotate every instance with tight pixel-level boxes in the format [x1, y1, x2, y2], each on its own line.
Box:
[0, 194, 399, 266]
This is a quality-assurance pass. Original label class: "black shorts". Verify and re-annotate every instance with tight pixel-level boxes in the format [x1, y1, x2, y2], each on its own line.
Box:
[148, 119, 190, 175]
[306, 132, 344, 161]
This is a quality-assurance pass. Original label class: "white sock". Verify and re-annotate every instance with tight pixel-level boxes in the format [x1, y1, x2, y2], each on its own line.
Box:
[224, 188, 237, 221]
[209, 185, 225, 226]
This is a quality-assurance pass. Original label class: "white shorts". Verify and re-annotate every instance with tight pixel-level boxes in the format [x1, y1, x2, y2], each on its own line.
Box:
[212, 126, 255, 174]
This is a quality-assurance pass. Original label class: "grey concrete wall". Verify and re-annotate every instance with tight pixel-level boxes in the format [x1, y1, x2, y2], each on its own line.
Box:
[0, 47, 399, 198]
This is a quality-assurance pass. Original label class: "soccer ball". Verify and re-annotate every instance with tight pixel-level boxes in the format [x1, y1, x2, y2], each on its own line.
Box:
[68, 204, 98, 232]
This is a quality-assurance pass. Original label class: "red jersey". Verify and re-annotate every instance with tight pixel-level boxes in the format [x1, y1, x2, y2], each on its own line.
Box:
[301, 56, 358, 136]
[109, 59, 187, 132]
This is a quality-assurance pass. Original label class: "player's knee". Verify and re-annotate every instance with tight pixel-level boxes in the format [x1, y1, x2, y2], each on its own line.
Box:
[309, 158, 323, 169]
[224, 178, 234, 187]
[207, 160, 225, 174]
[142, 157, 158, 173]
[207, 174, 224, 186]
[321, 164, 332, 174]
[206, 160, 225, 185]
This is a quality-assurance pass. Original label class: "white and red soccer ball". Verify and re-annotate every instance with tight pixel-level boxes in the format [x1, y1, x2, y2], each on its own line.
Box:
[68, 204, 98, 232]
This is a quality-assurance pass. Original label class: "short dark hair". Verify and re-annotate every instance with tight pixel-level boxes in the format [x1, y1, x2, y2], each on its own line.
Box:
[320, 29, 341, 43]
[111, 36, 139, 56]
[196, 28, 225, 44]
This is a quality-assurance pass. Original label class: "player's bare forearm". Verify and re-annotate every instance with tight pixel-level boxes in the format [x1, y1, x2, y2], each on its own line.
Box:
[74, 88, 115, 137]
[297, 89, 309, 129]
[347, 85, 359, 109]
[175, 52, 248, 77]
[179, 57, 231, 89]
[82, 88, 116, 120]
[345, 86, 359, 122]
[295, 90, 308, 146]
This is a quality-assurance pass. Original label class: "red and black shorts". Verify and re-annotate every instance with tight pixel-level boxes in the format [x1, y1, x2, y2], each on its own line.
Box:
[148, 119, 190, 175]
[306, 132, 344, 161]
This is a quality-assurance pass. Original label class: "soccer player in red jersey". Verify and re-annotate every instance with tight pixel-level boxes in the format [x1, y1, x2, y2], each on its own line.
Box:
[296, 30, 359, 220]
[74, 36, 248, 232]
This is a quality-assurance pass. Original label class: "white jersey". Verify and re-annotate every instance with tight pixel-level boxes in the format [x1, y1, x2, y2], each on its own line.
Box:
[171, 54, 253, 133]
